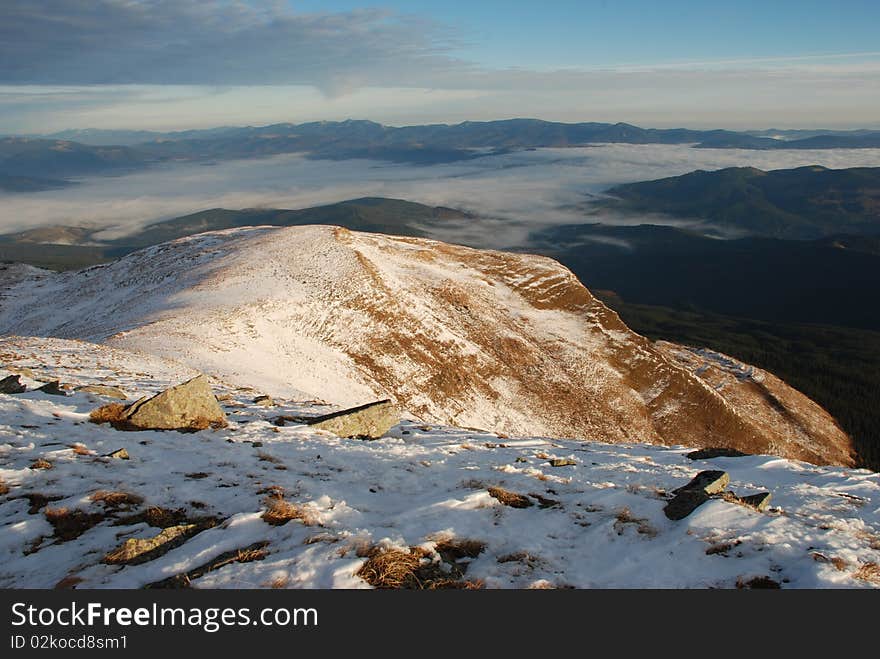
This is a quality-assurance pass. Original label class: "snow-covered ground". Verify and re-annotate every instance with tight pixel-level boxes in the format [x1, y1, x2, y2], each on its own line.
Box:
[1, 336, 877, 589]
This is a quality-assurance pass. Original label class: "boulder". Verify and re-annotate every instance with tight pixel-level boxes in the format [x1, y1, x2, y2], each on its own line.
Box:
[665, 470, 731, 520]
[122, 375, 227, 432]
[549, 458, 577, 467]
[306, 399, 399, 439]
[76, 384, 128, 400]
[673, 470, 730, 496]
[37, 381, 68, 396]
[739, 492, 772, 511]
[664, 489, 710, 520]
[687, 447, 750, 460]
[104, 448, 130, 460]
[0, 374, 26, 394]
[253, 395, 274, 407]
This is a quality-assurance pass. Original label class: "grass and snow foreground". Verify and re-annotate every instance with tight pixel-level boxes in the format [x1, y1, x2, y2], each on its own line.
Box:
[0, 336, 878, 589]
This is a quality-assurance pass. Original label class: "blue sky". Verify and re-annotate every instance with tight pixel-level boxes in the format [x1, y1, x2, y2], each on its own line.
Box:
[1, 0, 878, 132]
[290, 0, 880, 69]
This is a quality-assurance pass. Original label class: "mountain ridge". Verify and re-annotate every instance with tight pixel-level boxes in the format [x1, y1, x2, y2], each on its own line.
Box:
[0, 224, 854, 466]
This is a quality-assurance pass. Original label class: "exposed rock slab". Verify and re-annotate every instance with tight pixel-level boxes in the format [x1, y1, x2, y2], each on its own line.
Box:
[687, 447, 750, 460]
[665, 470, 730, 520]
[103, 524, 199, 565]
[306, 399, 399, 439]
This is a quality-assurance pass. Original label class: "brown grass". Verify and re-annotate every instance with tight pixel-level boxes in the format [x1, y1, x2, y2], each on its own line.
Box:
[261, 496, 319, 526]
[736, 575, 781, 589]
[811, 552, 848, 571]
[264, 575, 290, 589]
[435, 538, 487, 562]
[0, 479, 8, 496]
[89, 403, 129, 425]
[44, 507, 106, 541]
[30, 458, 53, 470]
[90, 490, 144, 510]
[487, 486, 533, 509]
[54, 575, 84, 589]
[115, 506, 192, 528]
[614, 508, 658, 537]
[69, 443, 92, 456]
[854, 562, 880, 585]
[356, 544, 485, 590]
[146, 541, 269, 589]
[256, 451, 282, 464]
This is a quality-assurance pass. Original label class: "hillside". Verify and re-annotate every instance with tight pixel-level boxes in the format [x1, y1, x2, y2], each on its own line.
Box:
[0, 225, 853, 465]
[0, 336, 877, 589]
[0, 198, 470, 271]
[602, 165, 880, 239]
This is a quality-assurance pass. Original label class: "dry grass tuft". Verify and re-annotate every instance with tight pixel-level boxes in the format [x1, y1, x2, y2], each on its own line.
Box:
[90, 490, 144, 510]
[356, 547, 430, 589]
[811, 552, 848, 571]
[0, 479, 8, 496]
[89, 403, 129, 425]
[736, 575, 781, 589]
[236, 546, 269, 563]
[356, 543, 485, 590]
[256, 451, 282, 465]
[487, 486, 533, 509]
[263, 575, 290, 589]
[54, 575, 84, 589]
[69, 443, 92, 456]
[30, 458, 53, 470]
[115, 506, 199, 529]
[44, 507, 106, 541]
[854, 562, 880, 585]
[614, 508, 657, 537]
[261, 495, 319, 526]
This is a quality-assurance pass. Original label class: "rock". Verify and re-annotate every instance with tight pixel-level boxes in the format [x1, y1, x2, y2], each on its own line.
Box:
[306, 399, 399, 439]
[687, 447, 750, 460]
[724, 491, 772, 512]
[664, 489, 711, 520]
[673, 470, 730, 496]
[103, 524, 198, 565]
[272, 415, 309, 426]
[76, 384, 127, 400]
[0, 374, 26, 394]
[104, 448, 130, 460]
[254, 395, 274, 407]
[37, 381, 68, 396]
[122, 374, 227, 432]
[665, 470, 731, 520]
[548, 458, 577, 467]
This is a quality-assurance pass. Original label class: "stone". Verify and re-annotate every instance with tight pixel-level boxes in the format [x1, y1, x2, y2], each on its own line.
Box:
[76, 384, 127, 400]
[548, 458, 577, 467]
[0, 374, 26, 394]
[739, 492, 772, 511]
[664, 489, 711, 520]
[37, 381, 68, 396]
[104, 448, 130, 460]
[254, 395, 274, 407]
[123, 375, 227, 432]
[306, 399, 399, 439]
[687, 447, 750, 460]
[673, 470, 730, 496]
[103, 524, 198, 565]
[665, 470, 731, 520]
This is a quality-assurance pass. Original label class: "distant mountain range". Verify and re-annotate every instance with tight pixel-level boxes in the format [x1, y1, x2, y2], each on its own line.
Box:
[601, 165, 880, 239]
[3, 119, 880, 187]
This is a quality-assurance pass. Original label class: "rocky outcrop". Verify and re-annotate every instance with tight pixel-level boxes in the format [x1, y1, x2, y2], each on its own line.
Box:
[307, 399, 399, 439]
[664, 471, 730, 520]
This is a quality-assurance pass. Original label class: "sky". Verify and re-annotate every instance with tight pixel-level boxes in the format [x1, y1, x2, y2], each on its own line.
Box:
[1, 0, 879, 132]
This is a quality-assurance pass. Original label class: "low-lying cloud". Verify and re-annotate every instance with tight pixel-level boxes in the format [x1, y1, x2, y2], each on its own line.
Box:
[2, 144, 880, 249]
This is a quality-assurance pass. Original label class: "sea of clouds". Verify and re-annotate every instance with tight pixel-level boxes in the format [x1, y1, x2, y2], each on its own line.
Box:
[2, 143, 880, 248]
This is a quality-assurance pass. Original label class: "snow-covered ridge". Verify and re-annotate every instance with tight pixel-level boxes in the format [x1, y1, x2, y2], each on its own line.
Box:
[0, 225, 853, 465]
[0, 336, 876, 589]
